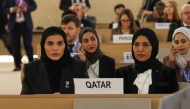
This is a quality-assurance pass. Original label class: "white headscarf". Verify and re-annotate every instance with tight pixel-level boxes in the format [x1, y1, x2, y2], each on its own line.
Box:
[172, 27, 190, 68]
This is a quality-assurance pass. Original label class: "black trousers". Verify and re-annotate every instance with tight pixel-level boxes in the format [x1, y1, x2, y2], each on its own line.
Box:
[10, 22, 33, 68]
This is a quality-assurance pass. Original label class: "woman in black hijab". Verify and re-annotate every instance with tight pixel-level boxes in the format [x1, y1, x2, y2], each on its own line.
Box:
[21, 26, 87, 94]
[116, 28, 179, 94]
[74, 27, 115, 78]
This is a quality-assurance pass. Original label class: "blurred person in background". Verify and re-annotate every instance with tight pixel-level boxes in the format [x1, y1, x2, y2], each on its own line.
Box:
[2, 0, 37, 71]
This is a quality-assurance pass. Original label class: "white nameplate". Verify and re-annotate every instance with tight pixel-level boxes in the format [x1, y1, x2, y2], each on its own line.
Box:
[74, 78, 123, 94]
[155, 23, 171, 29]
[123, 52, 134, 63]
[113, 34, 133, 43]
[70, 53, 78, 57]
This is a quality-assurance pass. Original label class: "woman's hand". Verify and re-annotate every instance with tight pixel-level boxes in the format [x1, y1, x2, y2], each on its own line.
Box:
[168, 46, 176, 62]
[78, 45, 86, 61]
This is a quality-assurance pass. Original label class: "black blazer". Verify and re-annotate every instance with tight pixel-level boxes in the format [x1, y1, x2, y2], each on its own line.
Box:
[0, 0, 7, 35]
[81, 18, 93, 28]
[59, 0, 91, 11]
[167, 21, 183, 42]
[84, 15, 96, 28]
[21, 60, 87, 94]
[115, 64, 179, 94]
[73, 55, 115, 78]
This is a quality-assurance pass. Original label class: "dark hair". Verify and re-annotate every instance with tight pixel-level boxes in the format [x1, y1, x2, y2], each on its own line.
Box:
[61, 9, 77, 18]
[188, 1, 190, 4]
[45, 31, 62, 38]
[155, 1, 165, 8]
[117, 9, 138, 34]
[114, 4, 125, 12]
[61, 14, 81, 28]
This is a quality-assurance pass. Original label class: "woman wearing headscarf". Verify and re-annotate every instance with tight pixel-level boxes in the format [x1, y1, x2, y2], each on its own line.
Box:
[163, 27, 190, 83]
[73, 27, 115, 78]
[21, 26, 87, 94]
[116, 28, 179, 94]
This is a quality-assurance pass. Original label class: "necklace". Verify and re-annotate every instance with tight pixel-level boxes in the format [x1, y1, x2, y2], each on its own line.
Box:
[137, 71, 150, 94]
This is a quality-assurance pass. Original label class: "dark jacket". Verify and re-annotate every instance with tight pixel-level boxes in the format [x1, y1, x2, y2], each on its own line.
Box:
[83, 15, 96, 28]
[115, 64, 179, 94]
[59, 0, 90, 11]
[0, 0, 7, 35]
[21, 60, 87, 94]
[2, 0, 37, 31]
[73, 55, 115, 78]
[167, 21, 183, 42]
[81, 18, 93, 28]
[145, 13, 163, 22]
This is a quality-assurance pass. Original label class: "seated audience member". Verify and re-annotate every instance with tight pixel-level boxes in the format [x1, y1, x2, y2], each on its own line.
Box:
[109, 4, 125, 29]
[21, 26, 87, 94]
[61, 14, 81, 53]
[81, 2, 96, 28]
[115, 28, 179, 94]
[167, 4, 190, 42]
[70, 3, 92, 28]
[163, 27, 190, 83]
[109, 4, 140, 29]
[110, 9, 139, 41]
[157, 1, 180, 23]
[145, 1, 165, 22]
[74, 27, 115, 78]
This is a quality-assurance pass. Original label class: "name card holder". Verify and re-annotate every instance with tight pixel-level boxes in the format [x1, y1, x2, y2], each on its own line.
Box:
[123, 52, 134, 63]
[113, 34, 133, 43]
[155, 23, 171, 29]
[74, 78, 123, 94]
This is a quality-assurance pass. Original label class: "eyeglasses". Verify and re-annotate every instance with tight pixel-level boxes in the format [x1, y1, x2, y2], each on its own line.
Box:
[182, 11, 190, 15]
[121, 19, 131, 23]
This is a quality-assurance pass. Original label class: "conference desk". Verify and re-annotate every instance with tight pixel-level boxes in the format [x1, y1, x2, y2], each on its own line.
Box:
[100, 42, 172, 63]
[36, 42, 172, 63]
[0, 94, 167, 109]
[96, 29, 169, 43]
[96, 22, 157, 29]
[140, 22, 156, 28]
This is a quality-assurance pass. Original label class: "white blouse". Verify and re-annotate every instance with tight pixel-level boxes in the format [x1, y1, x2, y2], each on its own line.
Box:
[87, 60, 99, 78]
[133, 69, 152, 94]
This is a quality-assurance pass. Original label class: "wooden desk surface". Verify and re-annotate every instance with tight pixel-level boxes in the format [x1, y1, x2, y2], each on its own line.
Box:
[0, 94, 167, 109]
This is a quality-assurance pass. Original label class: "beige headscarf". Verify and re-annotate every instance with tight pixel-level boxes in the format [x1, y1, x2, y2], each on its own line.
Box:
[172, 27, 190, 68]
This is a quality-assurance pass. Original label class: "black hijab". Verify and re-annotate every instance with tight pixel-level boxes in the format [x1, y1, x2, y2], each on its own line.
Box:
[79, 27, 103, 64]
[132, 28, 163, 73]
[40, 26, 73, 92]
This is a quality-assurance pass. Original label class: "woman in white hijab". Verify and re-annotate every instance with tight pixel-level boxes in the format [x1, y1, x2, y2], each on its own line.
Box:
[163, 27, 190, 82]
